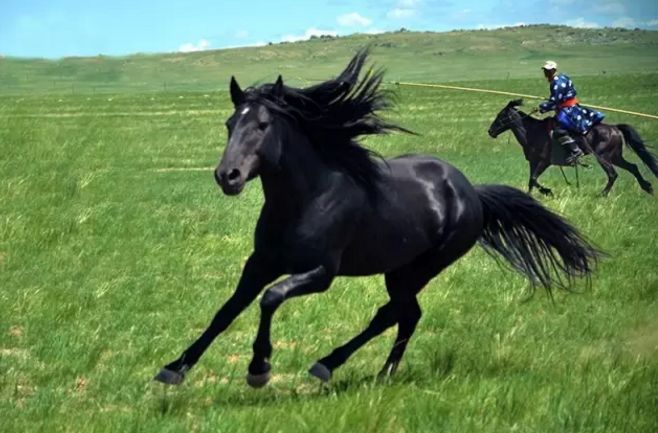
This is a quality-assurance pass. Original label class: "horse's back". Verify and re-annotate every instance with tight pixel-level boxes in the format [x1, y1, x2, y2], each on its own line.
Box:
[582, 122, 623, 154]
[338, 154, 483, 276]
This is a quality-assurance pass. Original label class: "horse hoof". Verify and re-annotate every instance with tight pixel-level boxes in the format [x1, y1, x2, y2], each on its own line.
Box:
[308, 362, 332, 383]
[154, 368, 185, 385]
[378, 363, 398, 379]
[246, 371, 271, 388]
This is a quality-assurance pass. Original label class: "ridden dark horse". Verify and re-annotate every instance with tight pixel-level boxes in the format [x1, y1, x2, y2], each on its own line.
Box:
[488, 99, 658, 196]
[155, 51, 600, 388]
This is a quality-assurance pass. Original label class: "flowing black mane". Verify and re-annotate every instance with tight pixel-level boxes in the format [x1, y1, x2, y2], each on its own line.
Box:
[241, 49, 410, 192]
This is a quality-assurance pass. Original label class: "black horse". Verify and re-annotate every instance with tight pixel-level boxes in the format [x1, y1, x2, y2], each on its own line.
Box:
[155, 51, 600, 388]
[488, 99, 658, 196]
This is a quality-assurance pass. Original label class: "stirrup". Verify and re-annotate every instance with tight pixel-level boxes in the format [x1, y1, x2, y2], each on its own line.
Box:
[566, 150, 584, 165]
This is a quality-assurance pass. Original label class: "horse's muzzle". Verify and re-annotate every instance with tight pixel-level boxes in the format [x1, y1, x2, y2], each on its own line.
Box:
[215, 167, 245, 195]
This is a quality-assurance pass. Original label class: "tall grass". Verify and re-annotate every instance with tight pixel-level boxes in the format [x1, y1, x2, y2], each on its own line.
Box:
[0, 73, 656, 432]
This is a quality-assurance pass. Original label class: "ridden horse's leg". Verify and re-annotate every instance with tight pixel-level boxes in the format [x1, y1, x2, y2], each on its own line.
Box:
[154, 254, 280, 385]
[613, 156, 653, 194]
[528, 159, 552, 196]
[594, 156, 618, 196]
[247, 264, 334, 388]
[558, 167, 571, 186]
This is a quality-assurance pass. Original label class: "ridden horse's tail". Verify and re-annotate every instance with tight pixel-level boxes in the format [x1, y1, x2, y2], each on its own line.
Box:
[475, 185, 601, 294]
[617, 124, 658, 177]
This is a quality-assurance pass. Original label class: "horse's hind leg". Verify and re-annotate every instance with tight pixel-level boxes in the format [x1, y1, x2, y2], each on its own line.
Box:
[309, 275, 424, 382]
[596, 157, 618, 196]
[308, 299, 398, 382]
[308, 265, 431, 383]
[613, 156, 653, 194]
[378, 271, 423, 377]
[310, 232, 476, 382]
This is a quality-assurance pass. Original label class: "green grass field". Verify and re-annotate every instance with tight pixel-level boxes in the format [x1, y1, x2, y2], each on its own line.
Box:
[1, 27, 657, 433]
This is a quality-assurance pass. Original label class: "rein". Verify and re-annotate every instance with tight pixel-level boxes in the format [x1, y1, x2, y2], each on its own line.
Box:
[493, 108, 538, 133]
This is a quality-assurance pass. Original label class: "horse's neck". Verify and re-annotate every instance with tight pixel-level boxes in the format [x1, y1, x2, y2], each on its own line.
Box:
[260, 130, 329, 212]
[512, 115, 543, 148]
[510, 118, 529, 148]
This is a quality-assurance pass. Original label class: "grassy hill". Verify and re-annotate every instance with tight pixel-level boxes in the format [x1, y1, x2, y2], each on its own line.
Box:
[1, 25, 658, 94]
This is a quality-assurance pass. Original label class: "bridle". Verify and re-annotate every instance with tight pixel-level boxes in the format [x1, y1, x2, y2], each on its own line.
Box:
[491, 107, 538, 136]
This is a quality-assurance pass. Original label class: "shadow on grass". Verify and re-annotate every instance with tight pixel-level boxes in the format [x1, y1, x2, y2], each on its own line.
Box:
[149, 354, 459, 415]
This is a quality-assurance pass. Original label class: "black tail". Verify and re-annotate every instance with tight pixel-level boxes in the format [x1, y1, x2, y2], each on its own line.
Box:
[618, 124, 658, 178]
[476, 185, 602, 294]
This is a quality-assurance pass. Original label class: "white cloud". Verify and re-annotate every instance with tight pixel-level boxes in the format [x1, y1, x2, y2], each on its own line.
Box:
[565, 17, 600, 28]
[476, 22, 526, 30]
[595, 1, 626, 15]
[362, 28, 386, 35]
[387, 8, 416, 19]
[648, 19, 658, 27]
[178, 39, 211, 53]
[222, 41, 267, 50]
[337, 12, 372, 27]
[611, 17, 637, 28]
[398, 0, 420, 6]
[234, 30, 249, 39]
[387, 0, 420, 20]
[280, 27, 338, 43]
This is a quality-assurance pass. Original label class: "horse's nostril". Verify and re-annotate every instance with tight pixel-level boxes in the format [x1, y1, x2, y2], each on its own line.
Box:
[227, 169, 241, 182]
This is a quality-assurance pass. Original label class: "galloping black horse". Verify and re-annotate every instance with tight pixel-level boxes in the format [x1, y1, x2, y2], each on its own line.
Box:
[155, 51, 600, 388]
[488, 99, 658, 196]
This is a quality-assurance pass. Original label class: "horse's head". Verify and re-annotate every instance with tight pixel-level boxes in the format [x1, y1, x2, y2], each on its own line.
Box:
[488, 99, 524, 138]
[215, 76, 286, 195]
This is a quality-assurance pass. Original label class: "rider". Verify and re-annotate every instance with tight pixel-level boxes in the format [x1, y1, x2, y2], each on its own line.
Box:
[538, 60, 605, 164]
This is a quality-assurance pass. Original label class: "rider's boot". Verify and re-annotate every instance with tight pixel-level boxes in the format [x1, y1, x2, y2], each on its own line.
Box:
[560, 136, 584, 165]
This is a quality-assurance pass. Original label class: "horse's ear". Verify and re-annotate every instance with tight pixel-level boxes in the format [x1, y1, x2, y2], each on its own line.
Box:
[507, 98, 523, 109]
[230, 76, 245, 106]
[273, 75, 284, 99]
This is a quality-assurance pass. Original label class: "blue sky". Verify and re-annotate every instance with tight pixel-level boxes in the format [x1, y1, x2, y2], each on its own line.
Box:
[2, 0, 657, 58]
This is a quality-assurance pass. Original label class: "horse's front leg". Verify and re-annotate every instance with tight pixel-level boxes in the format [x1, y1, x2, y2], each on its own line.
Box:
[246, 264, 335, 388]
[528, 159, 553, 197]
[154, 253, 280, 385]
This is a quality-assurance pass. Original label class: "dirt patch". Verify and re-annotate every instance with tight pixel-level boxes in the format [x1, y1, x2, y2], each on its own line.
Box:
[8, 325, 23, 338]
[75, 376, 89, 393]
[627, 322, 658, 358]
[152, 166, 214, 173]
[0, 348, 29, 359]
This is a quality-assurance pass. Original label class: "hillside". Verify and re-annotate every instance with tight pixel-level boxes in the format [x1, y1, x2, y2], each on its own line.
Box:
[1, 25, 658, 94]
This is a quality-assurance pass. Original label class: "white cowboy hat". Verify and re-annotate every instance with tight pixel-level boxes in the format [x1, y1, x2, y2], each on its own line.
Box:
[541, 60, 558, 70]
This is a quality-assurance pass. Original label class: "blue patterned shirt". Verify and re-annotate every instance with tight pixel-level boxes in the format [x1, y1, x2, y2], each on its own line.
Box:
[538, 73, 604, 134]
[539, 73, 577, 113]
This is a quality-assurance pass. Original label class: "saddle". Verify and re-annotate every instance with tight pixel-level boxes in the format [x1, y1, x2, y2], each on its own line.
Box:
[545, 118, 590, 166]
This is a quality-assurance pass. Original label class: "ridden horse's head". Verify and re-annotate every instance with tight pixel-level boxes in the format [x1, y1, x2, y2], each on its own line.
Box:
[215, 76, 286, 195]
[488, 99, 525, 138]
